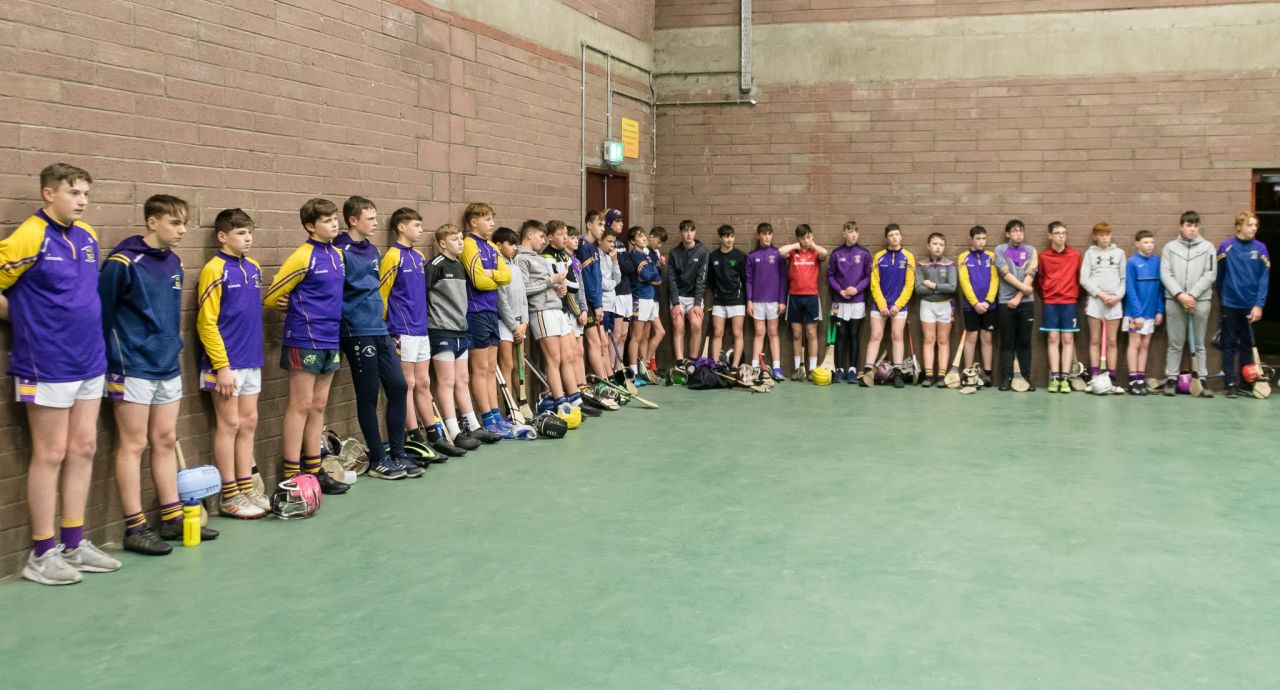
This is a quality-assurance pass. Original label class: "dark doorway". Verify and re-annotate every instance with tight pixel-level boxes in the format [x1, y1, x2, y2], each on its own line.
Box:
[1252, 170, 1280, 358]
[586, 168, 629, 226]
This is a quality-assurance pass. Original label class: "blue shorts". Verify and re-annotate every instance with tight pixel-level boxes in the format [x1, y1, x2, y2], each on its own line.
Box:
[786, 295, 821, 324]
[603, 312, 615, 333]
[1040, 303, 1079, 332]
[430, 335, 470, 359]
[466, 310, 500, 349]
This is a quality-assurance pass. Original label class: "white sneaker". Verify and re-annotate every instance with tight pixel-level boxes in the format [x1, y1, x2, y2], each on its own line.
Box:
[220, 493, 268, 519]
[64, 539, 122, 573]
[22, 545, 83, 585]
[245, 490, 271, 512]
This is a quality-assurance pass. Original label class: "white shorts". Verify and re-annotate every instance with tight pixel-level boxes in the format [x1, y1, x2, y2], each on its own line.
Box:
[611, 294, 632, 318]
[712, 304, 746, 319]
[1122, 316, 1156, 336]
[498, 321, 514, 343]
[107, 374, 183, 405]
[633, 298, 660, 322]
[1086, 296, 1123, 321]
[395, 334, 432, 363]
[751, 301, 780, 320]
[532, 309, 573, 340]
[870, 309, 909, 321]
[200, 367, 262, 396]
[16, 375, 105, 408]
[676, 295, 698, 311]
[919, 300, 954, 324]
[831, 302, 866, 321]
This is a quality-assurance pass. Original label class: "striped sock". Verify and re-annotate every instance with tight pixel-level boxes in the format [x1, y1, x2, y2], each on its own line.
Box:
[60, 519, 84, 549]
[33, 533, 57, 557]
[160, 501, 183, 526]
[220, 480, 239, 501]
[124, 511, 148, 536]
[282, 458, 301, 478]
[302, 454, 323, 475]
[236, 476, 253, 495]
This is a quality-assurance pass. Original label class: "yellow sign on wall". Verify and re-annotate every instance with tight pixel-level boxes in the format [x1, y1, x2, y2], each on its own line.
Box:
[620, 117, 639, 159]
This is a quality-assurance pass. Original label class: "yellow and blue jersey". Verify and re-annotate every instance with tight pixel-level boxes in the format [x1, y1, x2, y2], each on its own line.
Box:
[958, 248, 998, 311]
[462, 233, 511, 313]
[263, 238, 344, 350]
[870, 248, 916, 310]
[196, 252, 264, 371]
[379, 242, 428, 337]
[0, 210, 107, 382]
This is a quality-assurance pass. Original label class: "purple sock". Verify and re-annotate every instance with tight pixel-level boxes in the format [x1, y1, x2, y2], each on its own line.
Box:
[33, 535, 57, 557]
[124, 512, 147, 536]
[1089, 366, 1100, 377]
[61, 524, 84, 549]
[1108, 369, 1116, 378]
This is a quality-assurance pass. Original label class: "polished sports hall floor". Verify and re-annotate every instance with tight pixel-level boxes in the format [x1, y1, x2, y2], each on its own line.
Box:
[2, 383, 1277, 688]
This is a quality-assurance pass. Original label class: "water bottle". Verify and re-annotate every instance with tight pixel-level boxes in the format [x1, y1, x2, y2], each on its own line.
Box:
[183, 500, 201, 547]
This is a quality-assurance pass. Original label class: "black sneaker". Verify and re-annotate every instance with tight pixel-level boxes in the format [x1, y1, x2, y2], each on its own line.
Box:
[311, 470, 351, 495]
[157, 520, 219, 542]
[368, 455, 407, 480]
[998, 382, 1012, 391]
[431, 438, 467, 457]
[395, 455, 425, 478]
[404, 440, 444, 465]
[1226, 384, 1239, 399]
[124, 527, 173, 556]
[921, 376, 934, 388]
[1163, 378, 1177, 397]
[462, 428, 503, 445]
[891, 368, 905, 389]
[578, 403, 602, 417]
[451, 433, 482, 451]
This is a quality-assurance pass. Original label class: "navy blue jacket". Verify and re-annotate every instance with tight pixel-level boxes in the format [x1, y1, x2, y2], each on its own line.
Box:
[99, 235, 184, 380]
[335, 232, 389, 337]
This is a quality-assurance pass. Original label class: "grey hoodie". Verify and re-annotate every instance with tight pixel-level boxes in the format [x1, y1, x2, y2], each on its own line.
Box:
[600, 250, 620, 308]
[1079, 245, 1126, 299]
[914, 256, 957, 303]
[516, 245, 561, 312]
[1160, 235, 1216, 301]
[497, 253, 528, 332]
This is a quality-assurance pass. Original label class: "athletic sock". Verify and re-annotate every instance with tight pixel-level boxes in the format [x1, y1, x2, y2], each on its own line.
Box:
[1108, 369, 1116, 379]
[1089, 366, 1100, 377]
[236, 476, 253, 495]
[463, 411, 481, 430]
[33, 534, 57, 557]
[302, 454, 323, 474]
[220, 480, 239, 501]
[808, 357, 817, 370]
[630, 364, 639, 374]
[60, 518, 84, 549]
[772, 360, 781, 368]
[428, 421, 444, 442]
[159, 501, 183, 526]
[282, 458, 301, 478]
[445, 418, 462, 438]
[408, 427, 427, 444]
[793, 356, 802, 369]
[124, 511, 148, 536]
[481, 409, 497, 426]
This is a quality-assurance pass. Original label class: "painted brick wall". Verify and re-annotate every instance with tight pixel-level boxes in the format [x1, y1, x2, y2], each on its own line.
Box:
[655, 71, 1280, 374]
[656, 0, 1275, 28]
[561, 0, 655, 42]
[0, 0, 654, 575]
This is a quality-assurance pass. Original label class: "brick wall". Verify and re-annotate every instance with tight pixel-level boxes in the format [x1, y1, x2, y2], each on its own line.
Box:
[655, 70, 1280, 373]
[655, 0, 1275, 29]
[561, 0, 654, 42]
[0, 0, 654, 575]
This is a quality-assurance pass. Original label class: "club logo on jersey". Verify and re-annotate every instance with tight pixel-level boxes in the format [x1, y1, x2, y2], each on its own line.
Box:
[81, 246, 95, 263]
[1251, 250, 1259, 260]
[252, 274, 262, 288]
[172, 275, 182, 290]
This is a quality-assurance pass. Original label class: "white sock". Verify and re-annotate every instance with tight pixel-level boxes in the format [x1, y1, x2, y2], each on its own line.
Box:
[445, 418, 461, 437]
[808, 357, 817, 369]
[793, 356, 802, 368]
[463, 411, 480, 429]
[772, 360, 781, 368]
[630, 364, 639, 374]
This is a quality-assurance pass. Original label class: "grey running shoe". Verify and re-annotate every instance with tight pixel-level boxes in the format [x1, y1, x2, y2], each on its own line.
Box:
[64, 539, 122, 573]
[23, 545, 83, 585]
[220, 493, 268, 519]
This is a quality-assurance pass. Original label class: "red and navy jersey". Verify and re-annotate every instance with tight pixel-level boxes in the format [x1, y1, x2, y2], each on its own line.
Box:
[787, 249, 821, 296]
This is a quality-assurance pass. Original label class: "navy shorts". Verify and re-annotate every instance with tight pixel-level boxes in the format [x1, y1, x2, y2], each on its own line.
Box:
[466, 310, 500, 349]
[786, 295, 821, 324]
[603, 312, 615, 333]
[430, 335, 470, 359]
[1040, 303, 1079, 332]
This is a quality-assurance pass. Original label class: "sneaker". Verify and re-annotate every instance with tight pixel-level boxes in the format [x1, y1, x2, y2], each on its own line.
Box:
[124, 527, 173, 556]
[1226, 384, 1240, 399]
[1048, 379, 1061, 394]
[220, 493, 269, 519]
[158, 520, 220, 542]
[891, 368, 904, 389]
[63, 539, 122, 573]
[806, 369, 816, 383]
[466, 427, 503, 444]
[578, 403, 603, 417]
[921, 375, 934, 388]
[1163, 378, 1177, 397]
[368, 455, 407, 480]
[483, 419, 511, 438]
[22, 545, 83, 585]
[848, 369, 859, 385]
[311, 470, 351, 495]
[998, 383, 1011, 391]
[432, 437, 467, 457]
[1128, 381, 1145, 396]
[245, 490, 272, 512]
[981, 372, 993, 388]
[1199, 386, 1214, 399]
[395, 454, 425, 478]
[833, 368, 847, 384]
[771, 367, 785, 381]
[634, 374, 648, 387]
[789, 366, 807, 382]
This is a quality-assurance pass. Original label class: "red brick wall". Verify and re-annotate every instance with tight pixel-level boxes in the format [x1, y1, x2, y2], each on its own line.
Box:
[656, 0, 1275, 29]
[0, 0, 654, 574]
[561, 0, 655, 42]
[655, 71, 1280, 372]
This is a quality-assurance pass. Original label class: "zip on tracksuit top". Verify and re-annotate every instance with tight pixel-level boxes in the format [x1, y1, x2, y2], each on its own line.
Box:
[746, 245, 787, 303]
[264, 238, 345, 350]
[196, 252, 264, 371]
[0, 209, 107, 382]
[957, 249, 998, 311]
[462, 233, 512, 315]
[575, 237, 603, 311]
[99, 235, 184, 380]
[629, 248, 662, 301]
[516, 245, 560, 313]
[915, 256, 957, 303]
[378, 242, 428, 337]
[828, 244, 872, 305]
[870, 248, 916, 310]
[1216, 236, 1271, 310]
[424, 254, 470, 339]
[335, 232, 389, 338]
[1035, 245, 1082, 305]
[995, 243, 1038, 304]
[1124, 253, 1164, 320]
[667, 240, 709, 306]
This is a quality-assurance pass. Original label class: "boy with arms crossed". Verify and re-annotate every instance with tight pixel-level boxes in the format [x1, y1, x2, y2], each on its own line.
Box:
[779, 224, 829, 379]
[995, 219, 1038, 391]
[1080, 222, 1126, 393]
[747, 222, 788, 380]
[668, 219, 709, 363]
[915, 232, 957, 387]
[957, 226, 998, 387]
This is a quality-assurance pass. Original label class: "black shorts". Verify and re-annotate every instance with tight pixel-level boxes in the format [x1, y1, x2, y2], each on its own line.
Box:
[962, 308, 997, 332]
[786, 295, 821, 324]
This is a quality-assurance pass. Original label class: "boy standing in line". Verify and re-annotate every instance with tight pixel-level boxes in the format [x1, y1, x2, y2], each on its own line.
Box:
[1080, 222, 1126, 392]
[263, 198, 352, 494]
[995, 219, 1038, 392]
[599, 224, 624, 375]
[747, 222, 788, 380]
[518, 221, 576, 407]
[1160, 211, 1216, 396]
[915, 232, 957, 387]
[1123, 230, 1164, 395]
[494, 226, 529, 420]
[578, 211, 610, 379]
[197, 208, 269, 518]
[668, 219, 709, 363]
[827, 221, 871, 384]
[542, 221, 590, 409]
[609, 218, 634, 379]
[707, 224, 748, 366]
[102, 194, 218, 554]
[1036, 221, 1082, 393]
[336, 196, 417, 479]
[644, 226, 669, 371]
[626, 227, 664, 381]
[957, 226, 998, 387]
[863, 224, 914, 388]
[779, 224, 829, 379]
[1, 163, 120, 584]
[461, 203, 514, 435]
[1216, 211, 1270, 398]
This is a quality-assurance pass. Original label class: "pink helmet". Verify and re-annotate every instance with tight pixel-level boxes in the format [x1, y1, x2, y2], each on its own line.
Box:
[1176, 373, 1193, 394]
[270, 474, 322, 519]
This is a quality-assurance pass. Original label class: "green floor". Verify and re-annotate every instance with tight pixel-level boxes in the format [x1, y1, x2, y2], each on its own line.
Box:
[2, 384, 1278, 689]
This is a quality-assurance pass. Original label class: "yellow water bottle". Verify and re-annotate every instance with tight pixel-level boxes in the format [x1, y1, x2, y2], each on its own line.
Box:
[182, 500, 201, 547]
